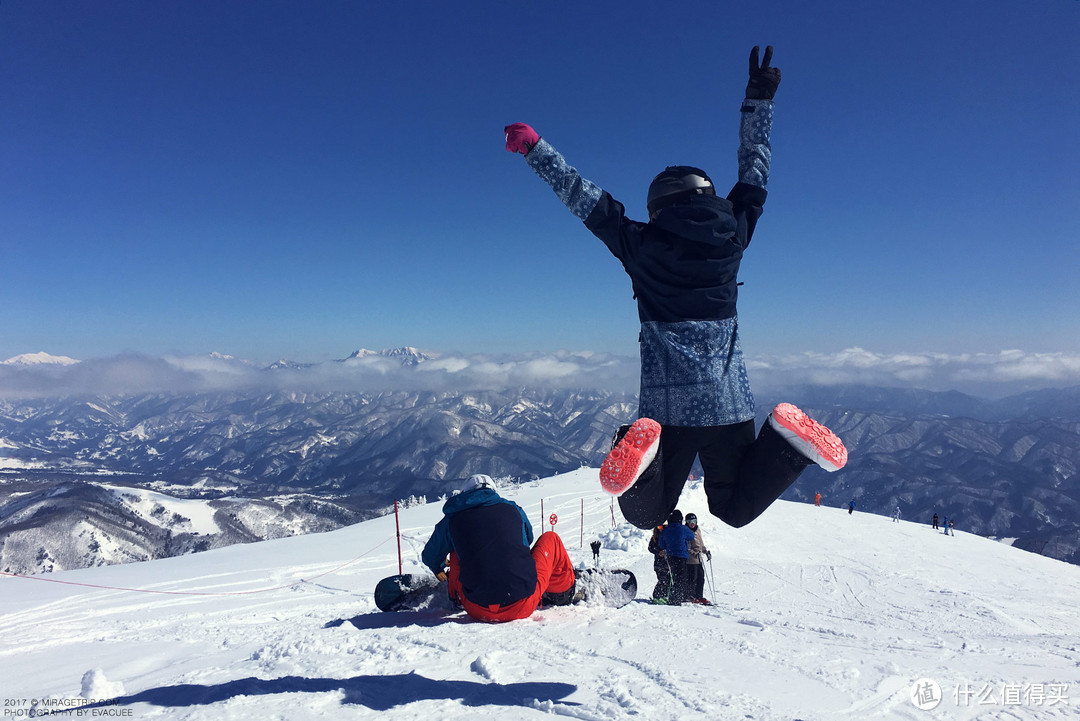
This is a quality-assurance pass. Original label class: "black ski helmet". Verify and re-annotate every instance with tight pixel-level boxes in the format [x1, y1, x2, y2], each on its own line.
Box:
[646, 165, 715, 219]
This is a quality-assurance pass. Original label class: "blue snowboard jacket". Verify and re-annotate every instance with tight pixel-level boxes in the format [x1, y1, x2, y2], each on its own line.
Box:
[658, 522, 696, 560]
[421, 487, 537, 607]
[524, 99, 774, 427]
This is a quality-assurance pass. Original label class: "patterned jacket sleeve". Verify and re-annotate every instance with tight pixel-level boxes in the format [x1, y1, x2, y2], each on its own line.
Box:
[524, 138, 604, 220]
[738, 99, 774, 189]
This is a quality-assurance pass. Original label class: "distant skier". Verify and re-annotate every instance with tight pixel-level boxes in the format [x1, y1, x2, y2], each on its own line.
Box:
[933, 513, 939, 530]
[647, 523, 670, 601]
[590, 539, 602, 566]
[848, 500, 856, 515]
[505, 46, 848, 533]
[657, 510, 696, 605]
[893, 507, 902, 523]
[947, 518, 955, 537]
[421, 475, 576, 622]
[685, 513, 713, 603]
[942, 515, 950, 535]
[815, 492, 822, 507]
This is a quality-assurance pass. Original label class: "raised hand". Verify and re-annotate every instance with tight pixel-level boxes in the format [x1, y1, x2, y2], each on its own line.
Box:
[746, 45, 781, 100]
[504, 123, 539, 154]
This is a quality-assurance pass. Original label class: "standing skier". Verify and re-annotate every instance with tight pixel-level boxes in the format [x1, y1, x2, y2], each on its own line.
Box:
[505, 46, 847, 531]
[421, 475, 576, 622]
[647, 523, 670, 601]
[685, 513, 712, 603]
[657, 510, 696, 605]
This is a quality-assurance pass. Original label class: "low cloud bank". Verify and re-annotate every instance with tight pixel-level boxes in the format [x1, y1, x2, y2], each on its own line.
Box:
[748, 348, 1080, 397]
[2, 347, 1079, 399]
[0, 350, 640, 399]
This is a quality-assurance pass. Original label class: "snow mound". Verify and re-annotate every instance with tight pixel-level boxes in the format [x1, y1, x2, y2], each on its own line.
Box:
[81, 668, 125, 699]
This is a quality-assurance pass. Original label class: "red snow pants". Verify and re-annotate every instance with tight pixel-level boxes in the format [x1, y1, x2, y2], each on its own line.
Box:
[448, 531, 575, 623]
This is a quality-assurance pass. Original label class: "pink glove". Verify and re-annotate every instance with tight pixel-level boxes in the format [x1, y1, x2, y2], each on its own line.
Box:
[504, 123, 539, 154]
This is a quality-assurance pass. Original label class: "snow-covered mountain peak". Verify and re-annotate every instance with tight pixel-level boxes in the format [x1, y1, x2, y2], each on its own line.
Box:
[343, 346, 436, 366]
[1, 352, 80, 366]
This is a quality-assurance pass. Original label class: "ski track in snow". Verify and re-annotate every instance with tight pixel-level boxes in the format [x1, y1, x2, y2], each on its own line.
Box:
[1, 468, 1078, 720]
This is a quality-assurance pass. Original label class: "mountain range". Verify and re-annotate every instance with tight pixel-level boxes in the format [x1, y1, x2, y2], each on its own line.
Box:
[1, 348, 1078, 573]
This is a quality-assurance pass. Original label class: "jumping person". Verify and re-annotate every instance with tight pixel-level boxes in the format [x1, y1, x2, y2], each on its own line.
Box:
[505, 46, 847, 531]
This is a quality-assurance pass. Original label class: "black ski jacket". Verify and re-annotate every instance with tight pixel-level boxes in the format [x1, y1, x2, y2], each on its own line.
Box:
[422, 488, 537, 607]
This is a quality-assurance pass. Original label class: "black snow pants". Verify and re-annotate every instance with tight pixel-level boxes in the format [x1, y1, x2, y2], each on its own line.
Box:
[651, 554, 671, 601]
[617, 420, 811, 530]
[665, 556, 693, 605]
[687, 562, 706, 601]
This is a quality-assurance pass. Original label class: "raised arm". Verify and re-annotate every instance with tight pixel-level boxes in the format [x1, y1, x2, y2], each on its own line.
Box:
[505, 123, 603, 220]
[738, 45, 780, 189]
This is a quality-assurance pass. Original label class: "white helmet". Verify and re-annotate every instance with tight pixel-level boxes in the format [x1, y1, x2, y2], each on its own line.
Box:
[459, 474, 496, 494]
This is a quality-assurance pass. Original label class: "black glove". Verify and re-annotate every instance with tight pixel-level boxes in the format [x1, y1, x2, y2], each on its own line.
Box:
[746, 45, 781, 100]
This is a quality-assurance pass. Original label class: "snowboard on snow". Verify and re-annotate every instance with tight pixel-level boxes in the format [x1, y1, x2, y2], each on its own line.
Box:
[374, 568, 637, 612]
[569, 568, 637, 609]
[374, 573, 445, 612]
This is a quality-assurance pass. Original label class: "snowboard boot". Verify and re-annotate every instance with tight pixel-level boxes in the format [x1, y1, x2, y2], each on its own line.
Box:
[767, 403, 848, 471]
[541, 578, 577, 607]
[599, 418, 661, 495]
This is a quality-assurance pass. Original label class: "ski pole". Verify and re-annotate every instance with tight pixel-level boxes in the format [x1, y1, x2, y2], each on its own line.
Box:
[664, 556, 675, 604]
[706, 557, 716, 599]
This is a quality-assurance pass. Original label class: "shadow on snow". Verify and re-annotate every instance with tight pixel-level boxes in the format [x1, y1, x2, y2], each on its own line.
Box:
[324, 609, 469, 630]
[87, 672, 578, 712]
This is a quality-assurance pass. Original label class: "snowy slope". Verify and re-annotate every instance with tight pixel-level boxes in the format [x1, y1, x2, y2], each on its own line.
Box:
[100, 484, 222, 535]
[1, 468, 1077, 720]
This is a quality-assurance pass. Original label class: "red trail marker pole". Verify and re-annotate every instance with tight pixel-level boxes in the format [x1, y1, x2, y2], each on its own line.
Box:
[394, 499, 402, 575]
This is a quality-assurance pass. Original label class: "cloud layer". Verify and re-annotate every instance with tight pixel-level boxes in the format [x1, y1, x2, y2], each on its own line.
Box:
[3, 347, 1080, 399]
[747, 348, 1080, 396]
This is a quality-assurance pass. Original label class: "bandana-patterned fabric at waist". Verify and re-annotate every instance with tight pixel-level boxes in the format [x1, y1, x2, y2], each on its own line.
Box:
[638, 318, 755, 427]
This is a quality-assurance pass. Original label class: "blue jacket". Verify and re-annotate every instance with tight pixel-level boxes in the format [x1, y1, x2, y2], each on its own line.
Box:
[524, 99, 773, 427]
[658, 523, 696, 560]
[421, 488, 536, 607]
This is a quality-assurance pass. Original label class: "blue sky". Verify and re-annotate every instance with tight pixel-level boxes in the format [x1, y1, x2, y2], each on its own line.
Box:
[3, 0, 1078, 368]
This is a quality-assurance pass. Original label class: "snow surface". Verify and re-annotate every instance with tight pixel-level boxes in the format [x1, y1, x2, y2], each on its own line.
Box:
[1, 468, 1077, 720]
